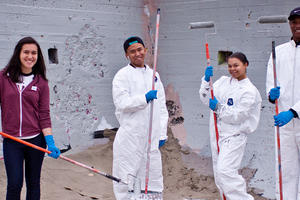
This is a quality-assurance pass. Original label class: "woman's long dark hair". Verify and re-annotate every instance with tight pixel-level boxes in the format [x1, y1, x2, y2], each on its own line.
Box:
[4, 37, 47, 82]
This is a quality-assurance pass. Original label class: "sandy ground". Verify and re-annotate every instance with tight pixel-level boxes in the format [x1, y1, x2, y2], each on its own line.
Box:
[0, 128, 270, 200]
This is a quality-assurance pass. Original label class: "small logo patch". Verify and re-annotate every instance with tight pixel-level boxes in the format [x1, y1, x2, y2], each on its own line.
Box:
[227, 98, 233, 106]
[31, 86, 37, 91]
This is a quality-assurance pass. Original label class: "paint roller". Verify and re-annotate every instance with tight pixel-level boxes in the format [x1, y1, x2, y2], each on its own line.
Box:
[189, 21, 215, 29]
[189, 20, 227, 200]
[257, 15, 288, 24]
[258, 14, 287, 200]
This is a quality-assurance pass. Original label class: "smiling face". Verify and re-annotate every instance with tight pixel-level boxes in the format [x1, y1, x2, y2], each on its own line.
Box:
[227, 57, 248, 81]
[19, 43, 38, 74]
[125, 43, 147, 68]
[289, 17, 300, 41]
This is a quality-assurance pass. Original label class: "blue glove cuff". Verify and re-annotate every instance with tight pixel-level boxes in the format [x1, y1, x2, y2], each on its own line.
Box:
[145, 90, 157, 103]
[209, 98, 219, 111]
[45, 135, 55, 146]
[204, 66, 213, 82]
[159, 139, 166, 148]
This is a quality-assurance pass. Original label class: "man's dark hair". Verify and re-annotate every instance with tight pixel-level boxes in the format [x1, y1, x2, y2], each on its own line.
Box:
[123, 36, 145, 52]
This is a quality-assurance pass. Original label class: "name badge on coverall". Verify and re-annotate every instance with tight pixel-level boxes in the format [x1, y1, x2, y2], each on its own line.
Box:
[227, 98, 233, 106]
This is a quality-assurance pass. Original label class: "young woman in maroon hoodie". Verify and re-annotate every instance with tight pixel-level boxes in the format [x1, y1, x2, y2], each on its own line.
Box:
[1, 37, 60, 200]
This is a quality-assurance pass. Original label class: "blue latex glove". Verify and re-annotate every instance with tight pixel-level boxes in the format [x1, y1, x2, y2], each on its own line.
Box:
[209, 97, 218, 111]
[274, 110, 294, 127]
[269, 86, 280, 101]
[159, 139, 166, 148]
[145, 90, 157, 103]
[45, 135, 61, 159]
[204, 66, 213, 82]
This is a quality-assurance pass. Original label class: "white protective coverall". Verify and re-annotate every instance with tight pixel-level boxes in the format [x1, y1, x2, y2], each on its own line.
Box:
[199, 76, 262, 200]
[112, 64, 168, 200]
[266, 40, 300, 200]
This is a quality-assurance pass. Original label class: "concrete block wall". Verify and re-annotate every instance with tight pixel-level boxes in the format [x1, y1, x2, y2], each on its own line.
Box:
[0, 0, 299, 198]
[156, 0, 298, 198]
[0, 0, 153, 150]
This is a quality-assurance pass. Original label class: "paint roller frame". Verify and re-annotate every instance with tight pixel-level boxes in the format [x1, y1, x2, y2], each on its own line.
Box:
[257, 15, 288, 24]
[189, 20, 227, 200]
[257, 14, 287, 200]
[189, 21, 216, 43]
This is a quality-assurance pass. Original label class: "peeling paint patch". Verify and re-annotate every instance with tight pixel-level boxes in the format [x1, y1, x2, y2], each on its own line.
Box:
[64, 24, 106, 78]
[167, 100, 184, 125]
[165, 84, 187, 146]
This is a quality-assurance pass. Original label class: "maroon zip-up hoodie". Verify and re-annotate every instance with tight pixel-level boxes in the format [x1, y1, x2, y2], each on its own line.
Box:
[0, 71, 51, 137]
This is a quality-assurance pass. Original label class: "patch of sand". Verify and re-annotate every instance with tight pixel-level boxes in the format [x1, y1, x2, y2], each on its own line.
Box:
[0, 128, 269, 199]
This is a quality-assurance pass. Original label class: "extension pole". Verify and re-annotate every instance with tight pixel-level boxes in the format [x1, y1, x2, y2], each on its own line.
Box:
[257, 16, 287, 200]
[205, 43, 226, 200]
[0, 131, 125, 184]
[272, 41, 283, 200]
[145, 8, 160, 194]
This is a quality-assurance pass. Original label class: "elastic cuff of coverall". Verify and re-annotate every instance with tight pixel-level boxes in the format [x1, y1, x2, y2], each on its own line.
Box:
[213, 103, 222, 116]
[289, 108, 299, 118]
[201, 76, 210, 87]
[159, 135, 168, 141]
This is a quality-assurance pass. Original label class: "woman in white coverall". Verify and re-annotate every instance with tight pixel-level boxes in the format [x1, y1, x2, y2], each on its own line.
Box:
[112, 36, 168, 200]
[199, 52, 262, 200]
[266, 7, 300, 200]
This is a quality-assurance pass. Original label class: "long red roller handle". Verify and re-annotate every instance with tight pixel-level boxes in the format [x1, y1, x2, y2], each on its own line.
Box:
[272, 41, 283, 200]
[205, 43, 226, 200]
[145, 8, 161, 194]
[0, 131, 125, 184]
[205, 43, 220, 153]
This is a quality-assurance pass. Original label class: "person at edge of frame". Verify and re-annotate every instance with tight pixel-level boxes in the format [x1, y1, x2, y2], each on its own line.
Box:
[1, 36, 60, 200]
[266, 7, 300, 200]
[111, 36, 168, 200]
[199, 52, 262, 200]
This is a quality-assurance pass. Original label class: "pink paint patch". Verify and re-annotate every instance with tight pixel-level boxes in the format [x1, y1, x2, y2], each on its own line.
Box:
[88, 94, 92, 104]
[165, 84, 187, 146]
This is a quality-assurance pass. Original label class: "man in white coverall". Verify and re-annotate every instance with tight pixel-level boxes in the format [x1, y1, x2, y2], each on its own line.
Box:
[112, 36, 168, 200]
[266, 7, 300, 200]
[200, 52, 261, 200]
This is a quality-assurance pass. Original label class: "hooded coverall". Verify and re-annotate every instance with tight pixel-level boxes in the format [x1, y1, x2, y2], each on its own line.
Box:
[200, 76, 262, 200]
[112, 64, 168, 200]
[266, 40, 300, 200]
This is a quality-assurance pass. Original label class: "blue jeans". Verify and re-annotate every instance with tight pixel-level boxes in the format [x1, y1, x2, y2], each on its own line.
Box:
[3, 133, 46, 200]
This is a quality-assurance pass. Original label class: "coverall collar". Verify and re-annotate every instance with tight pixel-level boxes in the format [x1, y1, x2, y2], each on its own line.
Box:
[130, 63, 146, 69]
[290, 39, 300, 47]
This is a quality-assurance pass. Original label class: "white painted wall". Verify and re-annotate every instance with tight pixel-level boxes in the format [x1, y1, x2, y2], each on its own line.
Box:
[156, 0, 298, 198]
[0, 0, 149, 150]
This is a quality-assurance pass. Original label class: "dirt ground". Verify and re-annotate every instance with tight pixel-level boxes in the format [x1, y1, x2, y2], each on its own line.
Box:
[0, 128, 270, 200]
